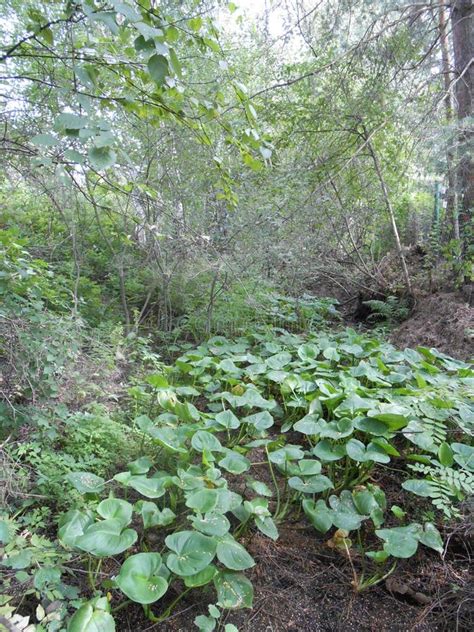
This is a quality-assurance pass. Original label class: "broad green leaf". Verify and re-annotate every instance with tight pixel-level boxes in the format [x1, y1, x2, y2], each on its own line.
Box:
[335, 393, 378, 416]
[97, 498, 132, 526]
[452, 443, 474, 471]
[214, 409, 240, 430]
[127, 456, 153, 474]
[242, 410, 274, 430]
[216, 536, 255, 570]
[115, 553, 168, 604]
[246, 479, 273, 497]
[214, 571, 253, 609]
[346, 439, 390, 463]
[66, 472, 105, 494]
[293, 414, 322, 435]
[255, 515, 279, 540]
[149, 426, 188, 453]
[329, 491, 368, 531]
[367, 404, 411, 430]
[31, 133, 58, 147]
[184, 565, 217, 588]
[288, 475, 333, 494]
[194, 615, 216, 632]
[55, 113, 86, 130]
[114, 472, 170, 498]
[148, 54, 169, 85]
[294, 459, 322, 476]
[318, 418, 353, 439]
[375, 524, 421, 558]
[135, 501, 176, 529]
[185, 488, 219, 513]
[67, 597, 115, 632]
[192, 430, 223, 453]
[218, 451, 251, 474]
[190, 512, 231, 536]
[268, 445, 304, 465]
[266, 351, 292, 370]
[323, 347, 340, 362]
[58, 510, 95, 547]
[312, 440, 345, 462]
[353, 417, 390, 435]
[402, 479, 435, 497]
[418, 523, 443, 553]
[88, 146, 116, 170]
[302, 499, 333, 533]
[64, 149, 85, 164]
[0, 519, 11, 544]
[438, 442, 454, 467]
[165, 531, 216, 576]
[76, 519, 137, 557]
[297, 344, 319, 362]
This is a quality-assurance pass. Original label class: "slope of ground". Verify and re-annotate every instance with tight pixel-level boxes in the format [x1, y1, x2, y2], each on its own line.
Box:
[391, 292, 473, 361]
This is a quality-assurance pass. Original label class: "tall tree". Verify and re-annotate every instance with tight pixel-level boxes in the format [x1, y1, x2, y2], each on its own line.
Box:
[451, 0, 473, 252]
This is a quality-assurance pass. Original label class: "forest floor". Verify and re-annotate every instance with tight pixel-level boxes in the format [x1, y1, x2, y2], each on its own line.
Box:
[113, 292, 473, 632]
[112, 470, 473, 632]
[390, 292, 473, 362]
[78, 293, 474, 632]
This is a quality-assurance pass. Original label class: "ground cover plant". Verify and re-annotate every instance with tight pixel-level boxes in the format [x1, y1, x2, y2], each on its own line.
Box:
[2, 318, 471, 631]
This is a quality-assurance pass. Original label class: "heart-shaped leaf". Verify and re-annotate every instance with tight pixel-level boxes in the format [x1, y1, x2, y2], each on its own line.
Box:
[214, 410, 240, 430]
[214, 571, 253, 609]
[66, 472, 105, 494]
[255, 515, 279, 540]
[216, 536, 255, 570]
[67, 597, 115, 632]
[114, 472, 171, 498]
[76, 519, 137, 557]
[135, 501, 176, 528]
[329, 491, 368, 531]
[165, 531, 216, 576]
[302, 499, 333, 533]
[242, 410, 274, 430]
[288, 475, 333, 494]
[375, 524, 421, 558]
[184, 565, 217, 588]
[97, 499, 133, 526]
[190, 513, 231, 537]
[218, 451, 251, 474]
[58, 510, 95, 547]
[346, 439, 390, 463]
[191, 431, 223, 453]
[115, 553, 168, 604]
[185, 489, 219, 513]
[268, 445, 304, 465]
[312, 440, 346, 462]
[148, 54, 169, 85]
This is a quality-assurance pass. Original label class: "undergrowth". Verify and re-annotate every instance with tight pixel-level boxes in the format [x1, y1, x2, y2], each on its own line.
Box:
[1, 316, 472, 631]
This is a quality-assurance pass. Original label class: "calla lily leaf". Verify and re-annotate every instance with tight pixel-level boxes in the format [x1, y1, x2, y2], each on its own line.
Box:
[214, 571, 253, 609]
[115, 553, 168, 604]
[165, 531, 216, 576]
[76, 519, 137, 557]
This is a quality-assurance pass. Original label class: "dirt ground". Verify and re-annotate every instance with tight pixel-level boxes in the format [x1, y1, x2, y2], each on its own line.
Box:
[390, 292, 473, 361]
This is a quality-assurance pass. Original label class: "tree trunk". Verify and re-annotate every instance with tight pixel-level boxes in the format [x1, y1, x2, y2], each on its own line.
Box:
[365, 137, 413, 296]
[450, 0, 473, 246]
[439, 0, 459, 240]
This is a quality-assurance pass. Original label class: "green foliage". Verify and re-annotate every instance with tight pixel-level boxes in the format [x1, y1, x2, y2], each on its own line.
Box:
[363, 296, 410, 325]
[7, 409, 140, 507]
[0, 0, 473, 628]
[31, 323, 469, 628]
